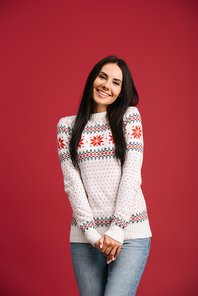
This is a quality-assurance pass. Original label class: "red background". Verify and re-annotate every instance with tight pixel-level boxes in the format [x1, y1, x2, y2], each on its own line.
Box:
[0, 0, 197, 295]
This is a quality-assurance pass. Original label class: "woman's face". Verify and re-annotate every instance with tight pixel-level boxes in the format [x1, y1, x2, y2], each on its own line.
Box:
[92, 63, 123, 113]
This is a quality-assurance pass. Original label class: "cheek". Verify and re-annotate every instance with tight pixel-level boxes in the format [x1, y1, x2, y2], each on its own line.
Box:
[92, 81, 98, 96]
[117, 86, 122, 96]
[113, 87, 121, 98]
[93, 78, 100, 88]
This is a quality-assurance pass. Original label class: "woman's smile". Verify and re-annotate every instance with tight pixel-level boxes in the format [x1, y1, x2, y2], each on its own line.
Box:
[96, 89, 111, 97]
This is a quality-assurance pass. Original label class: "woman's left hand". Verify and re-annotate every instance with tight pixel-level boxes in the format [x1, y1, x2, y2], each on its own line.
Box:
[94, 235, 122, 264]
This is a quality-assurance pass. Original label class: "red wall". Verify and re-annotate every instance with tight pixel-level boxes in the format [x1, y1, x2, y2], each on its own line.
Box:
[1, 0, 197, 295]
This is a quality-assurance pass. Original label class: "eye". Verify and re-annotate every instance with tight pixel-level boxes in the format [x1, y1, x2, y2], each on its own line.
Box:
[99, 74, 106, 79]
[113, 81, 120, 86]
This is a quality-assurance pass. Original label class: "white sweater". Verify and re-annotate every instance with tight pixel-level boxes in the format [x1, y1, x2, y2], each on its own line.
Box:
[57, 106, 152, 246]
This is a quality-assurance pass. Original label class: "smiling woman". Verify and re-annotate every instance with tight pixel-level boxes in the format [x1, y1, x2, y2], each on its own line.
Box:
[57, 56, 152, 296]
[92, 63, 123, 113]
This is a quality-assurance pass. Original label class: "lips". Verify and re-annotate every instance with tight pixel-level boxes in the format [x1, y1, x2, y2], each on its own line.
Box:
[97, 89, 111, 97]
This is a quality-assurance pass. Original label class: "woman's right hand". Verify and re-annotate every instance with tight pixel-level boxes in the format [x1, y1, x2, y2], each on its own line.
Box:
[94, 234, 122, 264]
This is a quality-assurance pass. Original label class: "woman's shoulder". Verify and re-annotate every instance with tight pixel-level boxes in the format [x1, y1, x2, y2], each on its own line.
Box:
[123, 106, 141, 120]
[57, 114, 77, 129]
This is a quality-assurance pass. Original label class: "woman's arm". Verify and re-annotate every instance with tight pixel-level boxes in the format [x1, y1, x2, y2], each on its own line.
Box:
[57, 117, 102, 246]
[103, 107, 144, 244]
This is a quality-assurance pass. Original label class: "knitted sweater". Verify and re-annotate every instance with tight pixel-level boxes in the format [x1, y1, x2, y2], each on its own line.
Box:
[57, 106, 152, 246]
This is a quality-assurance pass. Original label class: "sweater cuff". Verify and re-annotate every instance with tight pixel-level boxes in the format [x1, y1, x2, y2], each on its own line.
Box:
[84, 228, 102, 246]
[103, 225, 124, 244]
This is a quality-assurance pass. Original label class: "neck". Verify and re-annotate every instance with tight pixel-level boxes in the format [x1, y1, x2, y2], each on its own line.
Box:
[92, 101, 107, 113]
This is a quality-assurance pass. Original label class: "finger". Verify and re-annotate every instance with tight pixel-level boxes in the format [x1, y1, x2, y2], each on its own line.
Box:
[101, 236, 119, 254]
[100, 241, 109, 253]
[98, 236, 104, 249]
[106, 247, 117, 264]
[100, 236, 113, 253]
[114, 245, 122, 259]
[94, 240, 100, 250]
[104, 246, 112, 255]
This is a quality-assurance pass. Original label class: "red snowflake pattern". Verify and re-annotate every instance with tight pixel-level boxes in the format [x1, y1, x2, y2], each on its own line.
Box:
[78, 138, 84, 148]
[131, 126, 142, 139]
[109, 134, 114, 144]
[57, 137, 66, 150]
[90, 135, 104, 147]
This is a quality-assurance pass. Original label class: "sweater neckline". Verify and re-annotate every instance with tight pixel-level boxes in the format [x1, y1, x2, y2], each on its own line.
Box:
[90, 110, 107, 120]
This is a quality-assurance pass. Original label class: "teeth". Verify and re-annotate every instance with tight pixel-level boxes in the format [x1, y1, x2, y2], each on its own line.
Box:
[98, 90, 109, 96]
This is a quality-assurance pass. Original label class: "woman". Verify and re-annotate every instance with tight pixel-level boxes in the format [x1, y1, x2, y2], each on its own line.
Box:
[57, 56, 152, 296]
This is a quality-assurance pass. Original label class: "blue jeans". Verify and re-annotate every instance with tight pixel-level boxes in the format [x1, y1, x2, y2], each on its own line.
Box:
[70, 237, 151, 296]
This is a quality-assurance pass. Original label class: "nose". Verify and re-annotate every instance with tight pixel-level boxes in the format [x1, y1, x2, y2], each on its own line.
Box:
[102, 79, 110, 90]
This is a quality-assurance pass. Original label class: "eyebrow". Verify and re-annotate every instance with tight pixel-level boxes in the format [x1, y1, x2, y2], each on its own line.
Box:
[100, 71, 122, 83]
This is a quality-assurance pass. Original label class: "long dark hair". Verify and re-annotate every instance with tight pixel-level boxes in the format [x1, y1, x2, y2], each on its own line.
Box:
[69, 56, 139, 171]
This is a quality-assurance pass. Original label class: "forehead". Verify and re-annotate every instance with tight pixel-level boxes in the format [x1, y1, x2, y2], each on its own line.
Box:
[100, 63, 123, 80]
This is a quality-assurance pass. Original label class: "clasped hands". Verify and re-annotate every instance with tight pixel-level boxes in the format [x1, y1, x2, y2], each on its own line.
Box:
[94, 234, 122, 264]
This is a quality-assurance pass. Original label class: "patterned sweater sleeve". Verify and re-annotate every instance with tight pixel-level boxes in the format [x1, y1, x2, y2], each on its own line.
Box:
[57, 117, 102, 246]
[103, 107, 144, 244]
